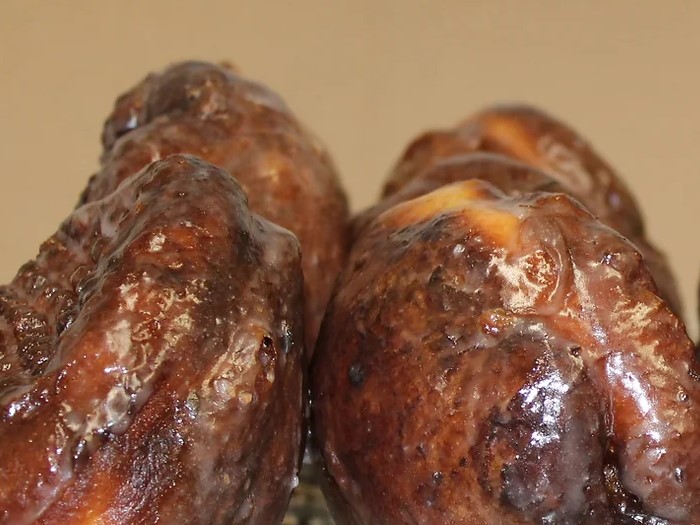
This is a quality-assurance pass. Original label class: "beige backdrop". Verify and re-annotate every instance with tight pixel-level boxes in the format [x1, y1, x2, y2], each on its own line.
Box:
[1, 1, 699, 333]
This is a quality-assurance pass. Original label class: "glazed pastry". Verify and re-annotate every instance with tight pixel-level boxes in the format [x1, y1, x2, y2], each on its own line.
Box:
[0, 155, 304, 524]
[82, 61, 349, 353]
[383, 104, 681, 315]
[313, 177, 700, 524]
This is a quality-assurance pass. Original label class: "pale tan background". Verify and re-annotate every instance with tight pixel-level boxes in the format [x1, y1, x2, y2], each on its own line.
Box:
[1, 1, 699, 333]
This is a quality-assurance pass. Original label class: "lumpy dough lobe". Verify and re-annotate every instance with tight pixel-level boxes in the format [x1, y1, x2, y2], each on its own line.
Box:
[0, 155, 305, 525]
[383, 104, 681, 315]
[84, 60, 348, 353]
[313, 178, 700, 525]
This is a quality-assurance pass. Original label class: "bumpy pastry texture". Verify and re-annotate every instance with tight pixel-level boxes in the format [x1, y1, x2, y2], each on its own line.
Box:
[313, 179, 700, 524]
[0, 155, 304, 524]
[81, 60, 348, 352]
[351, 152, 564, 241]
[383, 104, 681, 315]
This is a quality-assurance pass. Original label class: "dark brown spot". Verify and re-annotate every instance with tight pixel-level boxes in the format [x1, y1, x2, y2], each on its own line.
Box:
[348, 363, 365, 387]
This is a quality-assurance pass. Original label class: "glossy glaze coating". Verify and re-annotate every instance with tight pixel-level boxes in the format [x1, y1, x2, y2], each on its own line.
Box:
[0, 155, 304, 524]
[384, 104, 680, 315]
[82, 61, 348, 353]
[313, 179, 700, 524]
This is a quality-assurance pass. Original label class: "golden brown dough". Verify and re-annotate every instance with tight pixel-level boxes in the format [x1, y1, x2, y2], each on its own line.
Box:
[383, 104, 681, 315]
[351, 152, 564, 241]
[83, 61, 349, 353]
[313, 174, 700, 524]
